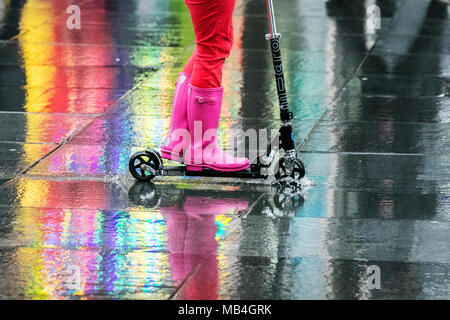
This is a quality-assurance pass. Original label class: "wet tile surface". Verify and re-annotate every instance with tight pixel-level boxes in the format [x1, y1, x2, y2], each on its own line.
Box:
[302, 121, 450, 154]
[0, 65, 153, 89]
[0, 41, 185, 67]
[0, 113, 93, 143]
[0, 248, 176, 299]
[222, 216, 450, 263]
[0, 143, 57, 178]
[343, 75, 449, 97]
[359, 54, 450, 77]
[327, 96, 450, 123]
[176, 257, 450, 300]
[0, 0, 449, 300]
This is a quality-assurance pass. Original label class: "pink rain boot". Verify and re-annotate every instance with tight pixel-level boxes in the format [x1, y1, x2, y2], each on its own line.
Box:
[161, 72, 191, 162]
[185, 85, 250, 172]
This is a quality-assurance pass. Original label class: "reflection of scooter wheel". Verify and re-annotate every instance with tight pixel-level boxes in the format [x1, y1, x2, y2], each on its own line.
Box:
[128, 182, 161, 208]
[274, 191, 304, 212]
[129, 149, 162, 181]
[275, 158, 306, 182]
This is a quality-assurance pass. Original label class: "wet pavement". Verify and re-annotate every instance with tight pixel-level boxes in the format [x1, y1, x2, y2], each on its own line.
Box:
[0, 0, 449, 300]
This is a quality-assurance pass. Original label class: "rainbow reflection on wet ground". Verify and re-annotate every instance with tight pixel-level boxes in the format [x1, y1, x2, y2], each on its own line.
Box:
[0, 0, 449, 300]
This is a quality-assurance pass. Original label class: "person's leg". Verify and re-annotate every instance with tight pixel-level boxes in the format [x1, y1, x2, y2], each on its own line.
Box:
[186, 0, 235, 88]
[184, 0, 249, 172]
[161, 49, 197, 161]
[183, 49, 197, 75]
[160, 45, 197, 160]
[160, 70, 191, 161]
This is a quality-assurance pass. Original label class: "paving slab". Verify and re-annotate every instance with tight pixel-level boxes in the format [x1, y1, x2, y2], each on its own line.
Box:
[301, 120, 450, 154]
[175, 256, 450, 300]
[327, 96, 450, 123]
[0, 65, 154, 89]
[359, 53, 450, 77]
[221, 215, 450, 264]
[0, 112, 93, 143]
[0, 41, 186, 67]
[0, 86, 128, 113]
[0, 248, 176, 299]
[0, 142, 57, 178]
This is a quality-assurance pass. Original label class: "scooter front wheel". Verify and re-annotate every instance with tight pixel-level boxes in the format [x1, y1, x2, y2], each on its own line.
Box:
[275, 158, 306, 183]
[129, 150, 162, 181]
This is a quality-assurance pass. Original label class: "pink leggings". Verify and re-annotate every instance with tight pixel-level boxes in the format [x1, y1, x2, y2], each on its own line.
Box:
[183, 0, 235, 88]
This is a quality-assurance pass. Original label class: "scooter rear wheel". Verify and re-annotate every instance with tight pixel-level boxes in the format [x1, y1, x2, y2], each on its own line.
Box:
[129, 150, 161, 181]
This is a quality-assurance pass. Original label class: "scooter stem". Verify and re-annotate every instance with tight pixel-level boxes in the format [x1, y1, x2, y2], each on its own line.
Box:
[265, 0, 296, 178]
[266, 0, 278, 36]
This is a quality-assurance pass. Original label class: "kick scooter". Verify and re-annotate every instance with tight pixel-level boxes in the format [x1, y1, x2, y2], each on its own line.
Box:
[129, 0, 305, 186]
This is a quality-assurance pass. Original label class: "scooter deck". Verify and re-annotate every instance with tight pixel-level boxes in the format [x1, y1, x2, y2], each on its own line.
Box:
[160, 165, 267, 179]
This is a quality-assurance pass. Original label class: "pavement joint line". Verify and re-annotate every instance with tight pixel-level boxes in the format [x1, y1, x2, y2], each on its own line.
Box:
[0, 85, 139, 90]
[0, 111, 102, 116]
[357, 74, 450, 80]
[1, 64, 161, 70]
[0, 177, 15, 191]
[13, 173, 450, 195]
[0, 203, 239, 219]
[216, 214, 249, 242]
[297, 0, 413, 154]
[237, 193, 266, 220]
[19, 116, 101, 176]
[297, 35, 380, 151]
[0, 141, 60, 145]
[2, 0, 94, 45]
[195, 255, 450, 265]
[18, 144, 69, 176]
[350, 94, 449, 98]
[10, 37, 191, 178]
[0, 178, 11, 188]
[299, 151, 426, 156]
[7, 40, 190, 49]
[309, 119, 450, 125]
[18, 173, 278, 188]
[353, 73, 450, 79]
[1, 201, 450, 224]
[296, 109, 330, 153]
[168, 264, 202, 300]
[365, 52, 450, 58]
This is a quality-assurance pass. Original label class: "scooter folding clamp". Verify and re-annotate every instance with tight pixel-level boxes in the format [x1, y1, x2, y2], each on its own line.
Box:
[265, 33, 281, 40]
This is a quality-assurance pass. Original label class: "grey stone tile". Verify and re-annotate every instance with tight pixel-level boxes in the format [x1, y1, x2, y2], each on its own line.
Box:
[174, 256, 450, 299]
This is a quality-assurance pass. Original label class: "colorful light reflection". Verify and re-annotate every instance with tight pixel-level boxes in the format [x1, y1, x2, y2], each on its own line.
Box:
[12, 0, 242, 299]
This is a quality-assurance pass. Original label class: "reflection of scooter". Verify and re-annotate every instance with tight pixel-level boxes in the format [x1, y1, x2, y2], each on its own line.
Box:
[128, 183, 304, 300]
[129, 182, 255, 211]
[238, 186, 305, 219]
[128, 182, 305, 219]
[128, 0, 305, 187]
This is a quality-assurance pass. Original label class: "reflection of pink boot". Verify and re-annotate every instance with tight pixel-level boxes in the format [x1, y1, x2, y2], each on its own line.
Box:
[185, 85, 250, 172]
[164, 195, 249, 299]
[165, 212, 188, 286]
[161, 72, 191, 162]
[183, 196, 249, 215]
